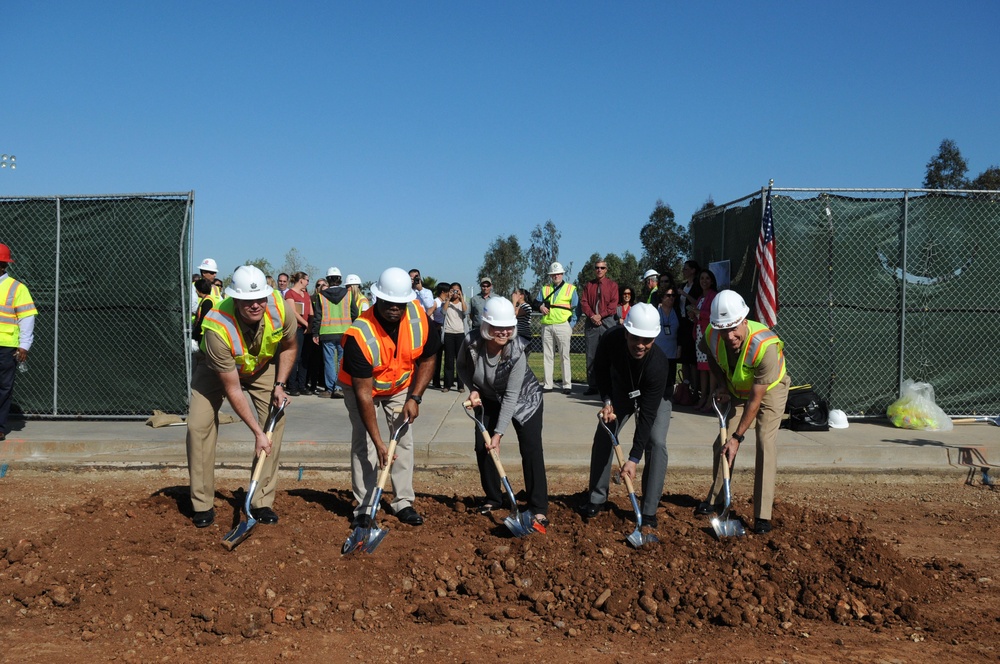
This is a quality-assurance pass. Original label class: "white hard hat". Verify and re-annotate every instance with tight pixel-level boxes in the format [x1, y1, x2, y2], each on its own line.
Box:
[710, 290, 750, 330]
[481, 297, 517, 327]
[548, 261, 565, 275]
[326, 266, 342, 278]
[198, 258, 218, 273]
[369, 267, 416, 304]
[226, 265, 273, 300]
[642, 269, 659, 280]
[828, 409, 849, 429]
[344, 274, 362, 286]
[623, 302, 660, 338]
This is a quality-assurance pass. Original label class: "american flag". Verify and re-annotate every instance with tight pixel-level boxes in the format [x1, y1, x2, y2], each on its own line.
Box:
[754, 185, 778, 327]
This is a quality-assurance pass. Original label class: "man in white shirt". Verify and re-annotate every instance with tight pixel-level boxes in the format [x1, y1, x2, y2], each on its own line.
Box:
[409, 269, 435, 313]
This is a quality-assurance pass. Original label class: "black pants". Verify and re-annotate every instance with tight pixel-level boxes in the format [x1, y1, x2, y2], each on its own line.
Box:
[474, 400, 548, 515]
[0, 348, 16, 434]
[290, 328, 308, 391]
[443, 332, 465, 390]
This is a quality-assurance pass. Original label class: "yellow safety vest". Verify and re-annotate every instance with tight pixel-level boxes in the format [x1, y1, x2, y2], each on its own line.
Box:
[200, 294, 286, 375]
[318, 293, 352, 335]
[338, 301, 428, 396]
[0, 277, 37, 347]
[706, 320, 786, 398]
[540, 282, 575, 325]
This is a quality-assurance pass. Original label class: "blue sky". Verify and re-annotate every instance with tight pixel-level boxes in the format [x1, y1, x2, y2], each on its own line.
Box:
[5, 1, 999, 290]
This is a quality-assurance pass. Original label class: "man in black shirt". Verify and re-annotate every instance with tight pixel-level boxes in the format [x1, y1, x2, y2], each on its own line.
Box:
[581, 303, 674, 528]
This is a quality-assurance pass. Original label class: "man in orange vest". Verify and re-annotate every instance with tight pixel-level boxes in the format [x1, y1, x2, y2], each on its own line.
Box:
[339, 267, 441, 528]
[186, 265, 297, 529]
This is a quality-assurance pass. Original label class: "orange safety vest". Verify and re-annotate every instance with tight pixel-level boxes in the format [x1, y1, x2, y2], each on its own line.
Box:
[338, 301, 428, 396]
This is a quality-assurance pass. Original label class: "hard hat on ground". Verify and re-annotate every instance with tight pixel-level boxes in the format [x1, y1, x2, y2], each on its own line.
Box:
[623, 303, 660, 338]
[0, 243, 14, 263]
[344, 274, 362, 286]
[481, 297, 517, 327]
[642, 269, 659, 280]
[370, 267, 416, 304]
[710, 290, 751, 330]
[198, 258, 218, 273]
[326, 267, 342, 278]
[828, 409, 849, 429]
[548, 262, 565, 275]
[226, 265, 273, 300]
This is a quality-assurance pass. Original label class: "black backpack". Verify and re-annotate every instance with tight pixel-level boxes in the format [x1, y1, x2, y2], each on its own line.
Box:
[782, 385, 830, 432]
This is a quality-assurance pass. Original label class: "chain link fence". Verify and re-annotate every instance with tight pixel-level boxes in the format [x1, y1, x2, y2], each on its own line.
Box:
[0, 193, 194, 418]
[691, 188, 1000, 418]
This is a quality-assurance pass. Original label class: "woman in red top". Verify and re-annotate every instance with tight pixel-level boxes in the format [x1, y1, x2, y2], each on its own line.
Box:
[691, 269, 718, 411]
[283, 271, 312, 395]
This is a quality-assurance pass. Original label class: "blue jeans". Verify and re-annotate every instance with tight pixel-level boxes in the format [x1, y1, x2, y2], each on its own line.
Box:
[322, 336, 343, 392]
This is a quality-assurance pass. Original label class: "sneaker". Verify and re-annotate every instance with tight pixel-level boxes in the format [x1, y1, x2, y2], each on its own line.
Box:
[332, 390, 345, 399]
[316, 390, 333, 399]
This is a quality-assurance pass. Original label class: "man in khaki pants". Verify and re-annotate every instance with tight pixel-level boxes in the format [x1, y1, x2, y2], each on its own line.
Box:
[187, 265, 297, 529]
[695, 290, 789, 535]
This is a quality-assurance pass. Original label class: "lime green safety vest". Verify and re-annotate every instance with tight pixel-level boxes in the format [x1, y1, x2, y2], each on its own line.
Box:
[540, 282, 575, 325]
[318, 293, 352, 336]
[200, 294, 286, 375]
[0, 277, 37, 348]
[706, 320, 786, 398]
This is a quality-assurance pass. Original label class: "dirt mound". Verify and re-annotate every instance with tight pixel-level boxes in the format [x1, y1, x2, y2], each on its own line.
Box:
[1, 473, 980, 663]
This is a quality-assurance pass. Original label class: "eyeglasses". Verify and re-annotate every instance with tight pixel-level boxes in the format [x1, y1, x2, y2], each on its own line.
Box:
[481, 283, 492, 287]
[491, 327, 514, 336]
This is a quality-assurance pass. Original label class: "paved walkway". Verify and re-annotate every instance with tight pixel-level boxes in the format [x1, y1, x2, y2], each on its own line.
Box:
[1, 387, 997, 480]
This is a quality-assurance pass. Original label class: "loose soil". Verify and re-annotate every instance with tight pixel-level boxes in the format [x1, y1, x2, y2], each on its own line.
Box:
[2, 467, 998, 663]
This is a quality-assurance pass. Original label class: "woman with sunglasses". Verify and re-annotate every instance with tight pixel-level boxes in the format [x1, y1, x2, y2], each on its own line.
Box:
[616, 287, 635, 324]
[458, 297, 549, 529]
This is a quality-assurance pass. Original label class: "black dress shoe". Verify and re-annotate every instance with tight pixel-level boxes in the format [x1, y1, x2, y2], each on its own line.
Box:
[580, 502, 606, 519]
[641, 513, 658, 529]
[192, 508, 215, 528]
[583, 388, 599, 396]
[252, 506, 279, 524]
[395, 506, 424, 526]
[351, 514, 372, 529]
[694, 501, 717, 516]
[753, 519, 772, 535]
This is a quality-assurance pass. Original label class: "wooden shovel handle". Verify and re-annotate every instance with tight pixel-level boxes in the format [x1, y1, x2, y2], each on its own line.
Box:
[249, 445, 269, 485]
[375, 437, 399, 491]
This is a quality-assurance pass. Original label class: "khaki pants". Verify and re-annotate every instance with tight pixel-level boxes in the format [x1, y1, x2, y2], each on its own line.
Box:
[541, 321, 572, 390]
[706, 376, 789, 521]
[343, 387, 415, 517]
[186, 362, 286, 513]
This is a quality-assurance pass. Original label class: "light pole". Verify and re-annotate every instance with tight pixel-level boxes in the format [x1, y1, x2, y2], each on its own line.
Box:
[0, 154, 14, 170]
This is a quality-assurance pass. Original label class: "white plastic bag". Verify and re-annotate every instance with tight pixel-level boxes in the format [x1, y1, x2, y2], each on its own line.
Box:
[886, 379, 953, 431]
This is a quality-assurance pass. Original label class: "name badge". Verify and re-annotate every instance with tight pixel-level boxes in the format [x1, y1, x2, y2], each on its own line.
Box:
[628, 389, 641, 400]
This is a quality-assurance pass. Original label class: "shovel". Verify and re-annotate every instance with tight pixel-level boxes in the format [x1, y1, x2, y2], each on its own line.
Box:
[462, 401, 536, 537]
[599, 413, 659, 548]
[341, 413, 410, 555]
[222, 398, 287, 551]
[709, 396, 746, 539]
[952, 415, 1000, 427]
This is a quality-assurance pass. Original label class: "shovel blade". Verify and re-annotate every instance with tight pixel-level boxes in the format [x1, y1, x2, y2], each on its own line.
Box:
[362, 525, 389, 554]
[341, 526, 366, 555]
[711, 516, 746, 539]
[503, 511, 534, 538]
[626, 528, 659, 548]
[221, 517, 257, 551]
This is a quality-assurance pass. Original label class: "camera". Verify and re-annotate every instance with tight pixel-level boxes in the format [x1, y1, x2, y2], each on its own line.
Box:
[411, 276, 421, 285]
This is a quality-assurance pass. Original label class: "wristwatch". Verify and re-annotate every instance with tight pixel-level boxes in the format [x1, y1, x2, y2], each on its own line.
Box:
[731, 432, 745, 443]
[408, 394, 422, 405]
[274, 382, 287, 389]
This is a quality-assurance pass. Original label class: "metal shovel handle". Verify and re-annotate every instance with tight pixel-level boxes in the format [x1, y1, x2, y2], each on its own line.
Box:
[598, 413, 635, 493]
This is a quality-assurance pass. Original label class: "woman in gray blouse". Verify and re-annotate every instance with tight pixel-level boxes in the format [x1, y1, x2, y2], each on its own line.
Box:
[458, 297, 549, 527]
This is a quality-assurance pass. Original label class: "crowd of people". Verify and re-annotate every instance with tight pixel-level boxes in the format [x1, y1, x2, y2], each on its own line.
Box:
[186, 257, 790, 538]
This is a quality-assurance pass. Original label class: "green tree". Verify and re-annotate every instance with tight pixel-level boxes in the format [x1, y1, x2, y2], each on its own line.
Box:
[923, 139, 969, 190]
[970, 166, 1000, 200]
[224, 256, 275, 288]
[639, 199, 690, 282]
[527, 220, 572, 294]
[478, 234, 528, 297]
[280, 248, 318, 280]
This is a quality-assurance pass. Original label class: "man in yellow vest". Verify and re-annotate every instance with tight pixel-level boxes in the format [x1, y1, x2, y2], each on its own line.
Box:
[0, 243, 37, 441]
[190, 258, 223, 319]
[311, 267, 359, 399]
[695, 290, 790, 535]
[186, 265, 297, 529]
[339, 267, 440, 529]
[533, 261, 578, 395]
